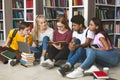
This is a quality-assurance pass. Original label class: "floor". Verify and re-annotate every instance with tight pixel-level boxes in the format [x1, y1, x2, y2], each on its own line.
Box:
[0, 61, 120, 80]
[0, 40, 120, 80]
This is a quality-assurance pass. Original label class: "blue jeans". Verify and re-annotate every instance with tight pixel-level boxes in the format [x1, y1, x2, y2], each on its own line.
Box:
[81, 48, 120, 70]
[95, 49, 120, 67]
[30, 36, 50, 59]
[67, 47, 86, 67]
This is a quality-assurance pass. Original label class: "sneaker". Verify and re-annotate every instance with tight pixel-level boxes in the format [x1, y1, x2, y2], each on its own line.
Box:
[10, 59, 19, 66]
[57, 64, 71, 76]
[84, 65, 100, 74]
[66, 67, 83, 79]
[40, 56, 45, 65]
[41, 59, 54, 69]
[40, 56, 44, 65]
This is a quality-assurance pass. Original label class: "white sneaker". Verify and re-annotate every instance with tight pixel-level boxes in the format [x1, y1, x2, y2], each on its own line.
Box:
[40, 56, 45, 65]
[41, 59, 54, 69]
[84, 65, 100, 74]
[66, 67, 83, 79]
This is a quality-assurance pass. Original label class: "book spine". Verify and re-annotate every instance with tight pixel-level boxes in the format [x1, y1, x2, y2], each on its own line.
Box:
[26, 0, 33, 8]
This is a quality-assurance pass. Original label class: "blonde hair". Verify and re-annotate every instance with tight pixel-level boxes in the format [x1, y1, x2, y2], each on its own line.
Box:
[32, 15, 47, 40]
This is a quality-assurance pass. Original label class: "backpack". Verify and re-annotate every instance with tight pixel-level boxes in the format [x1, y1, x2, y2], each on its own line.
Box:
[85, 29, 89, 38]
[85, 29, 91, 47]
[9, 28, 18, 47]
[0, 29, 19, 64]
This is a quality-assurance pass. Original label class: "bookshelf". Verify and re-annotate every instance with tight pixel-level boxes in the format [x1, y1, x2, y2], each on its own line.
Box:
[0, 0, 43, 41]
[69, 0, 94, 28]
[43, 0, 69, 29]
[24, 0, 42, 30]
[94, 0, 120, 47]
[95, 0, 115, 34]
[114, 0, 120, 48]
[12, 0, 24, 28]
[0, 0, 12, 41]
[43, 0, 94, 29]
[0, 0, 4, 40]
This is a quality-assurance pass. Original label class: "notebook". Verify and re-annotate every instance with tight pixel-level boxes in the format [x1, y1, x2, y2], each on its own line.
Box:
[17, 41, 31, 53]
[0, 50, 16, 59]
[93, 71, 109, 79]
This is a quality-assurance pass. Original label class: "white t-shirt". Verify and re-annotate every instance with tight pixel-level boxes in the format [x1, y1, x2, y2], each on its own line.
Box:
[38, 27, 53, 45]
[72, 28, 94, 44]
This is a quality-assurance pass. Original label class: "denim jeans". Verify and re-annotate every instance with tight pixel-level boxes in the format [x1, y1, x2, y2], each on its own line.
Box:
[81, 48, 120, 70]
[30, 36, 50, 59]
[80, 48, 96, 70]
[95, 49, 120, 67]
[66, 47, 86, 67]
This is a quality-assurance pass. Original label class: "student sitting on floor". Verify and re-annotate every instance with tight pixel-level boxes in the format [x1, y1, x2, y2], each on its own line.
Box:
[30, 15, 53, 64]
[41, 16, 72, 69]
[0, 22, 33, 64]
[65, 17, 120, 79]
[57, 15, 95, 77]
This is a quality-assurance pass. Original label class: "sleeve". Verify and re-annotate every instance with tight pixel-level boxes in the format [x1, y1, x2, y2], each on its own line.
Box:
[53, 29, 57, 42]
[87, 30, 95, 39]
[7, 29, 14, 39]
[49, 28, 54, 41]
[65, 30, 72, 44]
[97, 33, 105, 39]
[72, 31, 77, 37]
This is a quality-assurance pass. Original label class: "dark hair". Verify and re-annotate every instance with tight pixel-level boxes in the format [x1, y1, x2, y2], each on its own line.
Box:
[18, 22, 30, 30]
[71, 15, 85, 28]
[91, 17, 113, 45]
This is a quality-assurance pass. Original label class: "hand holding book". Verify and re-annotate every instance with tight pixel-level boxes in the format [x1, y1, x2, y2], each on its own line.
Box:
[47, 41, 66, 49]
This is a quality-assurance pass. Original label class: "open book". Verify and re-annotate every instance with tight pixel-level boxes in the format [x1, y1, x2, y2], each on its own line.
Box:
[0, 50, 16, 59]
[47, 41, 66, 47]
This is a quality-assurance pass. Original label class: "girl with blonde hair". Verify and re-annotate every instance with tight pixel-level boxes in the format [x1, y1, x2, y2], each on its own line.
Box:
[30, 15, 53, 64]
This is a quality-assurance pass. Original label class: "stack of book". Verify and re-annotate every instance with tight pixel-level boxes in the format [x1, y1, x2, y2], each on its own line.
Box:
[20, 52, 35, 67]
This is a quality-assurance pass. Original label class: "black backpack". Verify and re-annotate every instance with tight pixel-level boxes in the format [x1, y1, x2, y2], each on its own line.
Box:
[9, 28, 18, 47]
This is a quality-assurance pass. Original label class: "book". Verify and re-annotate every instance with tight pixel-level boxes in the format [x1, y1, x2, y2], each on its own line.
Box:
[91, 44, 100, 48]
[20, 59, 34, 64]
[20, 52, 35, 67]
[93, 71, 109, 79]
[22, 52, 34, 56]
[21, 54, 34, 58]
[0, 50, 16, 59]
[20, 61, 33, 67]
[47, 41, 66, 47]
[26, 0, 33, 8]
[118, 38, 120, 48]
